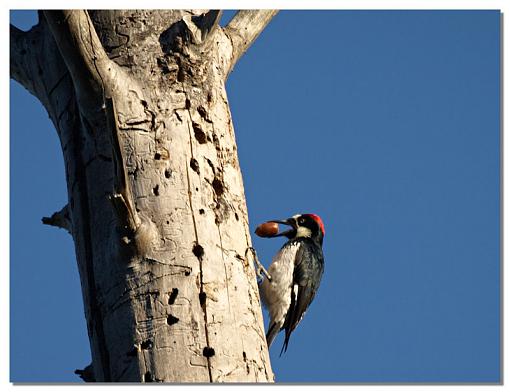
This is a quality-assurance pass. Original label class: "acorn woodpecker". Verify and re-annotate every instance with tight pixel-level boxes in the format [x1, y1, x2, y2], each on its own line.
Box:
[258, 213, 325, 354]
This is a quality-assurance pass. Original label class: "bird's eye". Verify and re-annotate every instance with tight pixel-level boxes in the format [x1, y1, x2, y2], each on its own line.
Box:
[298, 217, 305, 225]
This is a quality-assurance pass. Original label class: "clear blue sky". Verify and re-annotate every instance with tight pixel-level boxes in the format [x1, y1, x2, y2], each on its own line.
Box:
[10, 10, 500, 383]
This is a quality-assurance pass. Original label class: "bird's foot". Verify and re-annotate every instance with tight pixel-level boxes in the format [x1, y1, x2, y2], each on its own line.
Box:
[246, 246, 272, 282]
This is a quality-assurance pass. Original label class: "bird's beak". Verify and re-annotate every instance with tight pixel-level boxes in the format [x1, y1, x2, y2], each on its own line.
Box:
[268, 218, 297, 238]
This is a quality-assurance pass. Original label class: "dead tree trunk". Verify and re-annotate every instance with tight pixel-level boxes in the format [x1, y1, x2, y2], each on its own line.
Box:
[10, 9, 277, 382]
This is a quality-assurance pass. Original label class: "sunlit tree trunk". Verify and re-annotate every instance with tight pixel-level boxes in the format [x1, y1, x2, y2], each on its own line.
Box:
[10, 9, 277, 382]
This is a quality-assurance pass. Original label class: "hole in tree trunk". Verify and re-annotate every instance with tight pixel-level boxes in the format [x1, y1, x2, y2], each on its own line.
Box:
[192, 244, 204, 259]
[167, 314, 179, 325]
[197, 106, 211, 122]
[192, 122, 207, 144]
[168, 288, 179, 305]
[141, 339, 153, 350]
[199, 292, 206, 305]
[212, 177, 224, 196]
[190, 158, 200, 174]
[144, 371, 153, 382]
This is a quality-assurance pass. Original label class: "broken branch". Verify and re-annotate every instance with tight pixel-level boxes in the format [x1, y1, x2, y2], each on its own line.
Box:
[42, 204, 72, 235]
[75, 363, 95, 382]
[224, 10, 279, 75]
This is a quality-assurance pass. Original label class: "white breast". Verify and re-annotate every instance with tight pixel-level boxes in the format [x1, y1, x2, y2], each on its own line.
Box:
[259, 242, 300, 326]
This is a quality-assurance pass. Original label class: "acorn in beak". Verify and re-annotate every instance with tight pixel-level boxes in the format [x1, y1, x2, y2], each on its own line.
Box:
[255, 218, 297, 238]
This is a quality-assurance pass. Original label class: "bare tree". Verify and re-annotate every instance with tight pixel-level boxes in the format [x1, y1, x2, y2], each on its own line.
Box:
[10, 9, 278, 382]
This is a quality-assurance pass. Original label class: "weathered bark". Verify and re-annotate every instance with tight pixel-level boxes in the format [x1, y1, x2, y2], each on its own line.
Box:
[11, 9, 278, 382]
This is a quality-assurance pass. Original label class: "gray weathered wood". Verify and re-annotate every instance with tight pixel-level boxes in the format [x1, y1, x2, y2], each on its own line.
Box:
[224, 10, 279, 75]
[12, 9, 278, 382]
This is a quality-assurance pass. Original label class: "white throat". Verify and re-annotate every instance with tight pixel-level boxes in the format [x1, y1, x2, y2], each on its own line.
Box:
[295, 225, 312, 238]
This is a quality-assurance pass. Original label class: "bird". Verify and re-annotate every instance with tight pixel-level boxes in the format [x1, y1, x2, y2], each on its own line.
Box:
[258, 213, 325, 354]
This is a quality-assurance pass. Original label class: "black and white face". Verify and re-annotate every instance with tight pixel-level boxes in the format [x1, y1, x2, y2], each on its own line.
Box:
[292, 214, 324, 240]
[269, 214, 325, 243]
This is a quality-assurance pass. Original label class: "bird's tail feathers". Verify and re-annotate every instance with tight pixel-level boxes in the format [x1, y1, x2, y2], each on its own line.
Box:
[266, 321, 280, 348]
[280, 328, 292, 356]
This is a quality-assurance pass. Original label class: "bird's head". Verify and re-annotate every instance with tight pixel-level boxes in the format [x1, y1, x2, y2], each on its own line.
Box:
[269, 213, 325, 245]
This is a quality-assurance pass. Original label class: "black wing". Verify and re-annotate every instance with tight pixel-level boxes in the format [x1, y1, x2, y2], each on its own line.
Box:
[280, 239, 324, 354]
